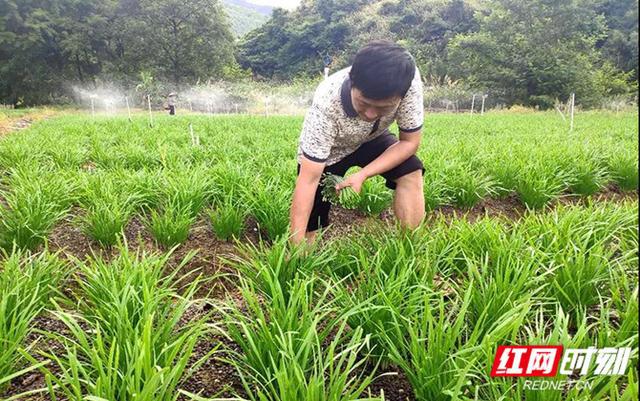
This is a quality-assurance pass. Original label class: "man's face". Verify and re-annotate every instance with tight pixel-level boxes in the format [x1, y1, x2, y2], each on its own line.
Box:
[351, 87, 401, 122]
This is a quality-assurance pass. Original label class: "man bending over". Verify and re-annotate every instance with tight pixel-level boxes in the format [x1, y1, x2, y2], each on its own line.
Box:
[290, 40, 426, 244]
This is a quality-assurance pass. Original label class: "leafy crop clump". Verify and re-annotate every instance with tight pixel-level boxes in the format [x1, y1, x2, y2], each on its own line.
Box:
[320, 173, 359, 207]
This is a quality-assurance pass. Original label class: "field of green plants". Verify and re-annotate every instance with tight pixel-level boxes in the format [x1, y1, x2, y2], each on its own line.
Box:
[0, 111, 638, 400]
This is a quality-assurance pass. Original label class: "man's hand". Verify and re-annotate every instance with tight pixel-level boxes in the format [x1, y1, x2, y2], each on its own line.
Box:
[335, 170, 367, 193]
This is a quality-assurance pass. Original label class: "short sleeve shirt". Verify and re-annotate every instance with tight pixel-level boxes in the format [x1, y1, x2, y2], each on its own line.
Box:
[297, 66, 423, 166]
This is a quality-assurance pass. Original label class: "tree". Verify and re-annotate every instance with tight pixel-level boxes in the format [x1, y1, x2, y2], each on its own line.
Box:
[447, 0, 608, 107]
[0, 0, 235, 105]
[596, 0, 638, 77]
[382, 0, 478, 82]
[136, 0, 235, 84]
[237, 0, 369, 79]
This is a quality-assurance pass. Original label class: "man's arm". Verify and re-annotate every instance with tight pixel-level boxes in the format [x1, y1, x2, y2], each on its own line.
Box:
[290, 156, 326, 244]
[336, 129, 421, 193]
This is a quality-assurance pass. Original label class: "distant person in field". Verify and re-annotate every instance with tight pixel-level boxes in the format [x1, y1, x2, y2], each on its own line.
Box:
[290, 40, 425, 244]
[167, 93, 177, 115]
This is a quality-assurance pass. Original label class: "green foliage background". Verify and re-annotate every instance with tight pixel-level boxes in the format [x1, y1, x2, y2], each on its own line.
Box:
[0, 0, 637, 107]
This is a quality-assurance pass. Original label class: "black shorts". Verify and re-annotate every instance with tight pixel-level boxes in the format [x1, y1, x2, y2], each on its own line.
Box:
[297, 130, 424, 232]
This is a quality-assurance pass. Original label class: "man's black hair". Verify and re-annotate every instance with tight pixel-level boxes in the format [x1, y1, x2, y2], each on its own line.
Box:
[349, 40, 416, 100]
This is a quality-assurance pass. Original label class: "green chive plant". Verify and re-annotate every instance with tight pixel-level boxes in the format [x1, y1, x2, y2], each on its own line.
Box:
[145, 196, 195, 248]
[0, 249, 67, 391]
[207, 194, 246, 241]
[33, 246, 213, 401]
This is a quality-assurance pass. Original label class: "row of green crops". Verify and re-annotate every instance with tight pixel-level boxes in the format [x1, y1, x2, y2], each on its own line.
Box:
[0, 246, 216, 400]
[222, 200, 639, 400]
[0, 112, 637, 251]
[2, 200, 637, 400]
[0, 111, 637, 399]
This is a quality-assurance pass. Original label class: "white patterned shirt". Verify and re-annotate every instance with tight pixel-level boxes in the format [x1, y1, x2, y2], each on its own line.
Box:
[297, 66, 424, 165]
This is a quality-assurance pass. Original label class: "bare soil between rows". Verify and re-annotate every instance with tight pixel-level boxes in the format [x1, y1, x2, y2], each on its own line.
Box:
[1, 187, 637, 400]
[0, 109, 58, 137]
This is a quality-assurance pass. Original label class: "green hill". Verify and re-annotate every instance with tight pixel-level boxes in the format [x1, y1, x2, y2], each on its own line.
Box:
[223, 0, 273, 38]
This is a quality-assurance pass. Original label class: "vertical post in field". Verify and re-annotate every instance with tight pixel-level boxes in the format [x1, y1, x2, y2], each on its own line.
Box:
[481, 95, 487, 115]
[147, 95, 153, 127]
[569, 93, 575, 131]
[125, 96, 132, 121]
[91, 97, 95, 117]
[470, 94, 476, 114]
[189, 123, 196, 146]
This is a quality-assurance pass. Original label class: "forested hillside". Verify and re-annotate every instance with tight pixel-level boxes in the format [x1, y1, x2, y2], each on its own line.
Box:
[238, 0, 638, 107]
[222, 0, 272, 37]
[0, 0, 637, 107]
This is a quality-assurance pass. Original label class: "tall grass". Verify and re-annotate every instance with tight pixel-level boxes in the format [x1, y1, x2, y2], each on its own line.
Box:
[442, 163, 496, 208]
[79, 173, 142, 246]
[374, 285, 528, 401]
[225, 236, 335, 302]
[0, 112, 636, 400]
[145, 195, 196, 248]
[514, 161, 568, 209]
[245, 177, 291, 241]
[567, 155, 609, 195]
[0, 166, 77, 250]
[207, 194, 246, 241]
[220, 274, 380, 401]
[608, 150, 639, 190]
[0, 249, 67, 392]
[33, 246, 214, 401]
[160, 166, 215, 218]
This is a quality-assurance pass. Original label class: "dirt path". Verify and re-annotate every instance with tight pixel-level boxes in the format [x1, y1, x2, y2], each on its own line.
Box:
[0, 109, 58, 136]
